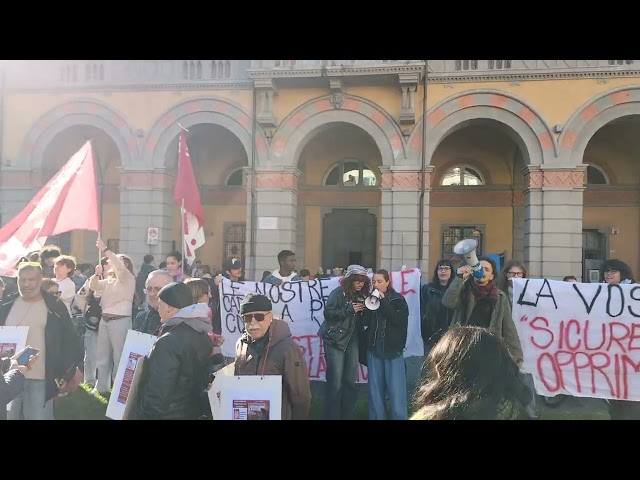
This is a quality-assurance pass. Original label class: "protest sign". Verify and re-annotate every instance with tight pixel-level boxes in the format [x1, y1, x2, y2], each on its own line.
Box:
[0, 326, 29, 412]
[209, 373, 282, 420]
[219, 269, 422, 382]
[0, 326, 28, 359]
[512, 278, 640, 401]
[106, 330, 157, 420]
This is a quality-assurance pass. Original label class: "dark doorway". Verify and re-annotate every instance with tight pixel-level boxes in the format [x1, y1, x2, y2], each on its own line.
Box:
[322, 209, 377, 270]
[582, 229, 607, 282]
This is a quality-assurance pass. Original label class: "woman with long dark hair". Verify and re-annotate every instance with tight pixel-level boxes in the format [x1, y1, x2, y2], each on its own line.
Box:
[320, 264, 370, 420]
[420, 259, 455, 356]
[411, 326, 531, 420]
[442, 256, 523, 365]
[362, 269, 409, 420]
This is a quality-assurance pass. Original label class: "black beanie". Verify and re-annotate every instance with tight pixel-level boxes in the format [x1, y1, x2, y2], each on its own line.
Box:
[158, 282, 194, 310]
[240, 293, 272, 315]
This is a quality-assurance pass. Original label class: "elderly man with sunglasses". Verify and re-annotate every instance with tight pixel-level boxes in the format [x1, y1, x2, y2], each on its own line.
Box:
[234, 293, 311, 420]
[133, 270, 174, 336]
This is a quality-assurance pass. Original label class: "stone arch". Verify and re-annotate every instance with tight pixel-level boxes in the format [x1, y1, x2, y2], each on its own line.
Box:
[559, 85, 640, 167]
[17, 99, 139, 170]
[144, 97, 268, 169]
[407, 90, 557, 166]
[270, 94, 406, 169]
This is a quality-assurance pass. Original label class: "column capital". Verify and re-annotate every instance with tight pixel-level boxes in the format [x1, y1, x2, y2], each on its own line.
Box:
[522, 164, 586, 192]
[379, 165, 434, 190]
[249, 168, 301, 191]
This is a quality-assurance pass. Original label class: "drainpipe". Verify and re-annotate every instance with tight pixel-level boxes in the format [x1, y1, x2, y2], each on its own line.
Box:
[417, 60, 428, 266]
[249, 80, 258, 280]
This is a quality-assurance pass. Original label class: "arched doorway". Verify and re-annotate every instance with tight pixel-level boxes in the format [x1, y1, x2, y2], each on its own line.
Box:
[296, 122, 382, 273]
[582, 115, 640, 280]
[164, 123, 248, 272]
[41, 125, 121, 263]
[429, 120, 526, 273]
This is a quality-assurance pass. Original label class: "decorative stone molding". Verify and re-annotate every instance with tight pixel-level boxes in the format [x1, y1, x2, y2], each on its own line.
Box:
[251, 170, 300, 190]
[407, 90, 556, 167]
[398, 73, 420, 127]
[524, 166, 586, 190]
[16, 99, 139, 170]
[254, 78, 278, 129]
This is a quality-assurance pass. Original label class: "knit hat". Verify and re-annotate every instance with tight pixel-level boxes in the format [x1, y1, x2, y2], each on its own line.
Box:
[240, 293, 272, 315]
[158, 282, 194, 310]
[344, 264, 368, 278]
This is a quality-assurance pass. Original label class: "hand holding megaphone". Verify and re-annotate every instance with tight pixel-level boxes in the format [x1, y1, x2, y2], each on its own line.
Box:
[365, 289, 383, 310]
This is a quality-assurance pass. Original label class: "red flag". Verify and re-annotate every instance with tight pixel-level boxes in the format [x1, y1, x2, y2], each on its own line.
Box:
[0, 141, 100, 276]
[174, 130, 205, 266]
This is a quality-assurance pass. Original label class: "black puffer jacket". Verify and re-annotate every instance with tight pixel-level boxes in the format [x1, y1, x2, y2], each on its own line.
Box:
[0, 290, 84, 402]
[319, 286, 366, 352]
[362, 289, 409, 357]
[133, 303, 213, 420]
[420, 282, 454, 346]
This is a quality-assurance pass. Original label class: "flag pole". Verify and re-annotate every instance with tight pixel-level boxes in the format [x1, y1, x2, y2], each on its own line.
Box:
[181, 198, 185, 275]
[178, 123, 189, 274]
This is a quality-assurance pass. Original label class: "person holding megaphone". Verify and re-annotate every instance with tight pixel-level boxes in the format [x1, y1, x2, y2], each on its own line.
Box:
[442, 241, 523, 368]
[361, 269, 409, 420]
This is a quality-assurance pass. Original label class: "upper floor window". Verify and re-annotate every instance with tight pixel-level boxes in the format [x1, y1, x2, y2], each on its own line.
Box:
[455, 60, 478, 71]
[586, 165, 608, 185]
[324, 160, 378, 187]
[608, 60, 634, 65]
[227, 168, 244, 186]
[488, 60, 512, 69]
[440, 165, 484, 186]
[442, 225, 483, 258]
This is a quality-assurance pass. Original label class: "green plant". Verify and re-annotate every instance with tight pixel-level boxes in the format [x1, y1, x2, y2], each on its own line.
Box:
[53, 383, 109, 420]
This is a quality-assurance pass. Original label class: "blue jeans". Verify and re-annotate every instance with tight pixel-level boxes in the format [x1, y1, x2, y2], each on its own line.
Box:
[367, 351, 408, 420]
[324, 334, 359, 420]
[8, 379, 54, 420]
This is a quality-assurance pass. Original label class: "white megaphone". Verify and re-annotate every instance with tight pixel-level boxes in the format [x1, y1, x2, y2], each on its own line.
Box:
[365, 289, 382, 310]
[453, 238, 485, 280]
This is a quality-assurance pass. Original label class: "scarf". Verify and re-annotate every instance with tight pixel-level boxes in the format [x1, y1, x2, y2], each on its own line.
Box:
[462, 278, 499, 326]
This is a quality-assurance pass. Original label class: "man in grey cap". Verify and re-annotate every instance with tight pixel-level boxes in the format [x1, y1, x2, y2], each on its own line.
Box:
[234, 293, 311, 420]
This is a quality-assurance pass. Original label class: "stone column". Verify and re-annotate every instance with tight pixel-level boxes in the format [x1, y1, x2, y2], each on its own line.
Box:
[523, 165, 586, 280]
[380, 166, 430, 272]
[118, 168, 176, 270]
[247, 168, 300, 275]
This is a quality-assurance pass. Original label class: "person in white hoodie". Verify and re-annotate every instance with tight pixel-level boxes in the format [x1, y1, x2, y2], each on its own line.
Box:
[132, 282, 214, 420]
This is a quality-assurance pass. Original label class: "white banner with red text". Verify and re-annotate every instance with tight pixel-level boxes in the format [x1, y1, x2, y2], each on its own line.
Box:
[219, 269, 423, 383]
[513, 278, 640, 401]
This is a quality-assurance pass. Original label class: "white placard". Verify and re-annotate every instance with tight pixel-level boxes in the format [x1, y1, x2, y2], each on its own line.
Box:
[0, 326, 29, 412]
[106, 330, 157, 420]
[258, 217, 278, 230]
[218, 268, 423, 383]
[513, 278, 640, 401]
[209, 373, 282, 420]
[0, 326, 29, 359]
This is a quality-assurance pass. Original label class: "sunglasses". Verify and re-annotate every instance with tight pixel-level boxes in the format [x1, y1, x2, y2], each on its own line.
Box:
[242, 313, 269, 323]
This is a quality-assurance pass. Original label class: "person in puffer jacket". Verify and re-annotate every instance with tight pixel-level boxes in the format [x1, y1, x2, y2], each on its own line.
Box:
[132, 282, 213, 420]
[420, 259, 455, 357]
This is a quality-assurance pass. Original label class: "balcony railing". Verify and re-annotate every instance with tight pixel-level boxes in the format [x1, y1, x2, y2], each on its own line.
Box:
[4, 60, 252, 90]
[4, 60, 640, 90]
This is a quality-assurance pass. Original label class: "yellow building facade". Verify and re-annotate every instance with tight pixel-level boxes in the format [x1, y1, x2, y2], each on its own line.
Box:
[1, 60, 638, 282]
